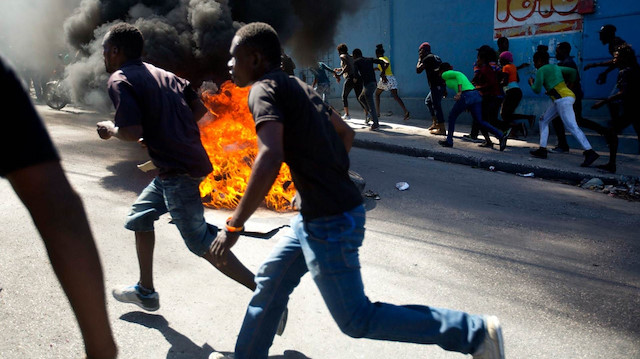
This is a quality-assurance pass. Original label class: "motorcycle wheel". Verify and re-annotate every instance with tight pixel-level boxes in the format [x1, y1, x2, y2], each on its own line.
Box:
[45, 82, 68, 110]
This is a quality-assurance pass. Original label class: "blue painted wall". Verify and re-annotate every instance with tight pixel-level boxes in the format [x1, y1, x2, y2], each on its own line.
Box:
[297, 0, 640, 120]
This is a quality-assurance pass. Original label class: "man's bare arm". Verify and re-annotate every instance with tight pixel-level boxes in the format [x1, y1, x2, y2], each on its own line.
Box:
[329, 109, 355, 152]
[7, 161, 117, 359]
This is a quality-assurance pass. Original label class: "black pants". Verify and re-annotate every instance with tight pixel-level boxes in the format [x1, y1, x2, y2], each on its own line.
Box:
[603, 103, 640, 165]
[341, 77, 366, 111]
[501, 88, 532, 126]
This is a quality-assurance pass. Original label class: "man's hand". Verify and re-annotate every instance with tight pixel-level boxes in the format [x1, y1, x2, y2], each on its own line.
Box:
[454, 92, 461, 101]
[596, 72, 608, 85]
[381, 74, 388, 84]
[584, 63, 595, 71]
[592, 99, 607, 110]
[528, 77, 535, 86]
[96, 121, 115, 140]
[210, 230, 240, 265]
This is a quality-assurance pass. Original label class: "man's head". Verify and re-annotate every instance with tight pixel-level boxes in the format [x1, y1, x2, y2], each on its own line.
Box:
[497, 37, 509, 52]
[556, 42, 571, 61]
[419, 42, 431, 57]
[352, 48, 363, 59]
[229, 22, 281, 87]
[337, 43, 348, 55]
[102, 22, 144, 73]
[533, 47, 550, 69]
[613, 44, 637, 68]
[375, 44, 385, 58]
[599, 24, 617, 45]
[437, 62, 453, 76]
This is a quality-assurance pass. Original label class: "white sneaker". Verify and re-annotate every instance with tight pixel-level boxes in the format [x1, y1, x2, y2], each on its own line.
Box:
[209, 352, 233, 359]
[342, 114, 351, 120]
[112, 284, 159, 311]
[472, 315, 505, 359]
[276, 307, 288, 336]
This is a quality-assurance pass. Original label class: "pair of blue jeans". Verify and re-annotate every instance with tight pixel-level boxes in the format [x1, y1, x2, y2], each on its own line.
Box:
[445, 90, 503, 145]
[234, 205, 485, 358]
[124, 175, 217, 256]
[426, 84, 445, 124]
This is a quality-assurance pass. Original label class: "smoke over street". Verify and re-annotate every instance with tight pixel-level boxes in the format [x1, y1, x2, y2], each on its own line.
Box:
[1, 0, 365, 110]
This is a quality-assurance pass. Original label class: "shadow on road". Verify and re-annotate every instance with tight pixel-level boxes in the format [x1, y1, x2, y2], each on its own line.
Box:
[120, 311, 214, 359]
[120, 312, 312, 359]
[100, 160, 156, 194]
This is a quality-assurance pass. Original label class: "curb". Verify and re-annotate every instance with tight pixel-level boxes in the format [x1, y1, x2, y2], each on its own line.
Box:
[353, 138, 622, 184]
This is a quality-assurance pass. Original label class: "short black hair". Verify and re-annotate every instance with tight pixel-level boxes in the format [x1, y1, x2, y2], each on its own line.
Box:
[557, 42, 571, 52]
[533, 46, 550, 64]
[235, 22, 281, 66]
[438, 62, 453, 72]
[375, 44, 385, 56]
[352, 48, 363, 58]
[105, 22, 144, 59]
[337, 43, 348, 54]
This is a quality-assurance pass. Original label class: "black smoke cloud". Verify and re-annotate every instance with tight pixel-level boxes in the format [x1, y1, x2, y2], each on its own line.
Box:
[61, 0, 366, 108]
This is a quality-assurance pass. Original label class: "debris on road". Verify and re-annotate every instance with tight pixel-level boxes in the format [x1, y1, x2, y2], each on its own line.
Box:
[395, 182, 410, 191]
[580, 177, 604, 190]
[517, 172, 535, 177]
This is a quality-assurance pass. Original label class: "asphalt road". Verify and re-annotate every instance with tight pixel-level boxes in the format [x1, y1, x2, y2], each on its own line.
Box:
[0, 104, 639, 358]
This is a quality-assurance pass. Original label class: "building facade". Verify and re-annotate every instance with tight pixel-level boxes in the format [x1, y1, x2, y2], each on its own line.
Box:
[309, 0, 640, 119]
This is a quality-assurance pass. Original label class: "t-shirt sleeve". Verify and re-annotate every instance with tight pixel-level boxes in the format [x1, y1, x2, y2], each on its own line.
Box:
[108, 77, 143, 128]
[0, 57, 59, 177]
[247, 81, 284, 129]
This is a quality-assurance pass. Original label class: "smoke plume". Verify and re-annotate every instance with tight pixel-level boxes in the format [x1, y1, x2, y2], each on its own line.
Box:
[4, 0, 366, 109]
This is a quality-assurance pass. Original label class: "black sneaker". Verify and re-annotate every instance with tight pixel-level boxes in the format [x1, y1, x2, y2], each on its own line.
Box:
[597, 163, 616, 173]
[478, 141, 494, 148]
[499, 129, 511, 151]
[530, 147, 548, 159]
[549, 146, 569, 154]
[438, 140, 453, 147]
[462, 134, 482, 143]
[369, 124, 380, 131]
[581, 149, 600, 167]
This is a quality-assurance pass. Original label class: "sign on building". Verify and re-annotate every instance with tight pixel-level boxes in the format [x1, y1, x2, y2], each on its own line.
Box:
[494, 0, 586, 38]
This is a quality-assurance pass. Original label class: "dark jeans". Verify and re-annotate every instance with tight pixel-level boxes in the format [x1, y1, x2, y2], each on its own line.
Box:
[358, 81, 379, 125]
[602, 103, 640, 165]
[471, 95, 503, 140]
[446, 90, 503, 145]
[426, 84, 446, 124]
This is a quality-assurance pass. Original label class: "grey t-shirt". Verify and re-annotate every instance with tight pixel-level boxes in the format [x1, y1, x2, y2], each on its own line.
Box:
[248, 69, 363, 219]
[108, 60, 212, 178]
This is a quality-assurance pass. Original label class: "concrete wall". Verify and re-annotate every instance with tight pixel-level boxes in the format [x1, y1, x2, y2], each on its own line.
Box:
[292, 0, 640, 122]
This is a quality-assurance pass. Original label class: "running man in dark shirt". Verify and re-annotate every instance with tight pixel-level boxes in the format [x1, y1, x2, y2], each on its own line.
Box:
[0, 55, 117, 359]
[591, 44, 640, 172]
[353, 48, 388, 130]
[584, 24, 628, 85]
[417, 42, 447, 135]
[96, 23, 287, 333]
[209, 21, 505, 359]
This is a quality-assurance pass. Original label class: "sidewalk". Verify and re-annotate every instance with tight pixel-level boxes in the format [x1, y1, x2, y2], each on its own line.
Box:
[342, 109, 640, 184]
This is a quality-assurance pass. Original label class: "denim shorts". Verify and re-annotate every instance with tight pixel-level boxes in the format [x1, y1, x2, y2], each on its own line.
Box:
[124, 175, 217, 256]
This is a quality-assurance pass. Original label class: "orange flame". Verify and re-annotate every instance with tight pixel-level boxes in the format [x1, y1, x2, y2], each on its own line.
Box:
[199, 81, 295, 211]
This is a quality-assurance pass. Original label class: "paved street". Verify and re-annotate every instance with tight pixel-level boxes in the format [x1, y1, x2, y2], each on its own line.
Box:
[0, 104, 639, 358]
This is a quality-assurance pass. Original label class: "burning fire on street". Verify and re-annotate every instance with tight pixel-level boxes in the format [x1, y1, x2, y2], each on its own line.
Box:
[198, 81, 295, 211]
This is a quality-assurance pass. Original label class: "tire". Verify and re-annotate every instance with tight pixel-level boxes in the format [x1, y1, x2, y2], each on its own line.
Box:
[45, 82, 68, 110]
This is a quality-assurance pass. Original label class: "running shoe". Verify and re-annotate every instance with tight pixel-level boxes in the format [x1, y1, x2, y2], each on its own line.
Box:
[112, 284, 159, 311]
[472, 315, 505, 359]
